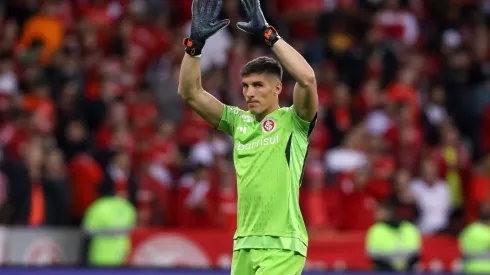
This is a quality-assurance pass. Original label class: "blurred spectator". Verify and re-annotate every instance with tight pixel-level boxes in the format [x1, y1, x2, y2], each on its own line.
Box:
[217, 171, 237, 231]
[78, 0, 125, 28]
[189, 131, 215, 167]
[365, 95, 394, 137]
[336, 166, 381, 231]
[82, 195, 136, 267]
[95, 102, 128, 151]
[95, 120, 135, 171]
[22, 80, 55, 134]
[177, 164, 214, 228]
[149, 121, 181, 173]
[365, 134, 395, 183]
[18, 39, 44, 66]
[0, 51, 18, 96]
[138, 158, 173, 226]
[59, 119, 90, 162]
[480, 104, 490, 154]
[4, 111, 33, 161]
[303, 156, 329, 233]
[469, 153, 490, 223]
[43, 147, 70, 224]
[189, 130, 231, 167]
[68, 152, 103, 225]
[127, 82, 157, 137]
[324, 83, 361, 148]
[1, 20, 20, 53]
[410, 158, 450, 234]
[386, 68, 420, 122]
[374, 0, 419, 46]
[422, 85, 448, 146]
[432, 124, 471, 231]
[17, 1, 64, 64]
[366, 202, 421, 272]
[0, 152, 9, 223]
[2, 137, 68, 225]
[98, 151, 138, 207]
[177, 107, 214, 149]
[325, 126, 368, 175]
[387, 169, 419, 223]
[441, 48, 476, 146]
[272, 0, 324, 40]
[390, 104, 424, 174]
[146, 40, 185, 122]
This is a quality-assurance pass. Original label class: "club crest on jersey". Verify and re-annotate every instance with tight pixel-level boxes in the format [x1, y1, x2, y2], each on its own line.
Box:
[262, 118, 276, 133]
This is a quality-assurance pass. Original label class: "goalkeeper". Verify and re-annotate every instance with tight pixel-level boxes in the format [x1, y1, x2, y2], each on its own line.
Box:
[178, 0, 318, 274]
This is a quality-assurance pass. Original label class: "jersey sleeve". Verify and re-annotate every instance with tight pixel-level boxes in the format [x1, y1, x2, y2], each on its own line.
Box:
[217, 105, 242, 137]
[289, 105, 317, 137]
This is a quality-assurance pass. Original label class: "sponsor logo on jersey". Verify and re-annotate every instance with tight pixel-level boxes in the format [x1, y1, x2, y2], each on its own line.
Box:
[241, 114, 254, 122]
[237, 134, 279, 151]
[228, 107, 241, 115]
[262, 118, 276, 133]
[238, 127, 247, 134]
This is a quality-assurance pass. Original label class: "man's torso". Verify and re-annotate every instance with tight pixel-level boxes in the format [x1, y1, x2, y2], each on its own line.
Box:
[218, 105, 315, 256]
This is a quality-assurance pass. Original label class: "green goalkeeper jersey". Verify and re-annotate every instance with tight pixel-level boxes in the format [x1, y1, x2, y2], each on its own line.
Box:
[217, 105, 316, 257]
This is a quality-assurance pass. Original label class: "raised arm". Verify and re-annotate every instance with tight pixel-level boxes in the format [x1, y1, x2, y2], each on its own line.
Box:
[178, 54, 224, 127]
[237, 0, 318, 122]
[178, 0, 230, 127]
[272, 40, 318, 122]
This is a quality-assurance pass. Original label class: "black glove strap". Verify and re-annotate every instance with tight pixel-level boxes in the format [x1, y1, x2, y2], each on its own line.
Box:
[182, 37, 205, 57]
[262, 26, 281, 47]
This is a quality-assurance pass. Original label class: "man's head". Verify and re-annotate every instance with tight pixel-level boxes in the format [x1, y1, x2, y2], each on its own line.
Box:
[480, 202, 490, 224]
[375, 202, 394, 222]
[192, 163, 209, 181]
[241, 57, 283, 116]
[421, 158, 438, 184]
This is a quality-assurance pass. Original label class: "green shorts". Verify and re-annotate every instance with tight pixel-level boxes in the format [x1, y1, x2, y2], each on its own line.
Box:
[231, 249, 306, 275]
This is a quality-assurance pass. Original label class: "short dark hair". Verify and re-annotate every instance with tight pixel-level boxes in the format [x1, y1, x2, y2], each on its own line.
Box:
[240, 56, 283, 81]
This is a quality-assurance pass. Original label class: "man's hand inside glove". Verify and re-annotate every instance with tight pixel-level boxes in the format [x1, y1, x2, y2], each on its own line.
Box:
[183, 0, 230, 57]
[237, 0, 281, 47]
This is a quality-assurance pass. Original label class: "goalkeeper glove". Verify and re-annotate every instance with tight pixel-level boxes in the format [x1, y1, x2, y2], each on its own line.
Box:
[183, 0, 230, 57]
[237, 0, 281, 47]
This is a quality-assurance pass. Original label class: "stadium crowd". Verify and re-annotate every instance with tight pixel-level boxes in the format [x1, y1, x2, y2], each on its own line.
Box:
[0, 0, 489, 237]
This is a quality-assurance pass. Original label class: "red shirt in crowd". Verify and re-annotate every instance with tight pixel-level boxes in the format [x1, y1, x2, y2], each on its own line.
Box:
[127, 23, 171, 75]
[480, 106, 490, 152]
[272, 0, 324, 39]
[334, 173, 390, 231]
[469, 173, 490, 222]
[138, 167, 173, 226]
[387, 82, 420, 118]
[176, 174, 215, 228]
[68, 154, 103, 219]
[177, 108, 213, 147]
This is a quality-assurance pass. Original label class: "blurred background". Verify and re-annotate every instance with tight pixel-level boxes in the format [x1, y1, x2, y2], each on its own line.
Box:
[0, 0, 490, 274]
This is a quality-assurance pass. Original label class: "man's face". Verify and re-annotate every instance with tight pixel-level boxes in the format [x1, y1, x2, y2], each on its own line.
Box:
[422, 160, 437, 183]
[115, 152, 131, 172]
[242, 73, 281, 115]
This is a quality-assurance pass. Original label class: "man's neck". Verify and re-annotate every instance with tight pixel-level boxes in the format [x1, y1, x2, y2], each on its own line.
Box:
[255, 104, 280, 122]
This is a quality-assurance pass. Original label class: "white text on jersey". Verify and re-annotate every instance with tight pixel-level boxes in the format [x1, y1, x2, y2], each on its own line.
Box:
[236, 134, 279, 151]
[238, 127, 247, 134]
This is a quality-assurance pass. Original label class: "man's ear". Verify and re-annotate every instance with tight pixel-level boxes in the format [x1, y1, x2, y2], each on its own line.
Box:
[275, 82, 282, 95]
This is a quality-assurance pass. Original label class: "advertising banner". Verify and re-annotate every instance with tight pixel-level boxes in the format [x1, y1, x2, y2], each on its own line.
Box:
[0, 227, 462, 272]
[0, 268, 468, 275]
[128, 229, 461, 272]
[0, 226, 7, 265]
[5, 227, 82, 266]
